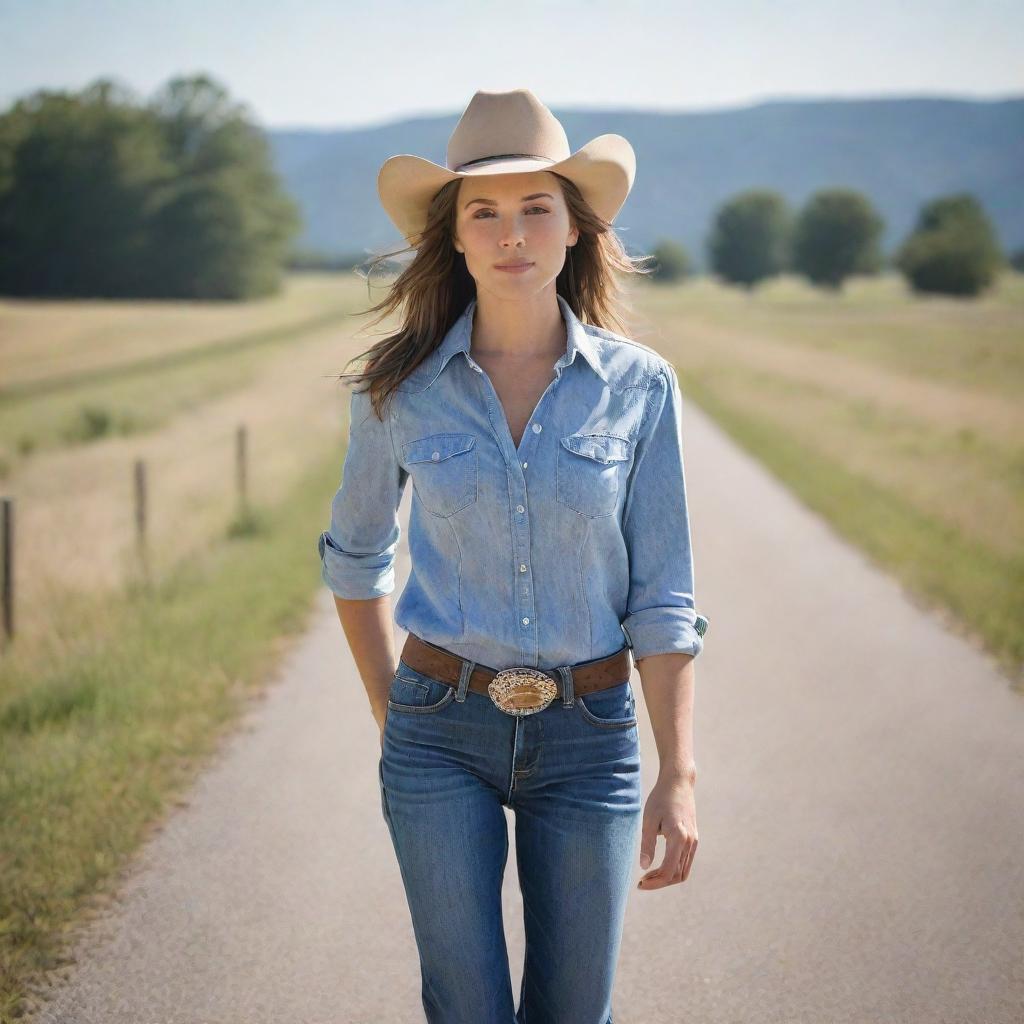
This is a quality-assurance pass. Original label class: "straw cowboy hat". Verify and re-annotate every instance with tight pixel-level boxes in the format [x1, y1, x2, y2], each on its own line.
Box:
[377, 88, 637, 245]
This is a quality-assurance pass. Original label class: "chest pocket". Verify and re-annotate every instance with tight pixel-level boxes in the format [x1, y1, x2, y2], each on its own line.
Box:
[556, 432, 634, 517]
[402, 432, 478, 517]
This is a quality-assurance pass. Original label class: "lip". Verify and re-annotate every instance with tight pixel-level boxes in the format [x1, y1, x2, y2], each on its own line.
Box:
[495, 261, 534, 273]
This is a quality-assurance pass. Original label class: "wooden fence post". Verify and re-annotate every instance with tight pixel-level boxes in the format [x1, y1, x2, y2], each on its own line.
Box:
[134, 459, 148, 579]
[1, 497, 12, 644]
[236, 424, 248, 513]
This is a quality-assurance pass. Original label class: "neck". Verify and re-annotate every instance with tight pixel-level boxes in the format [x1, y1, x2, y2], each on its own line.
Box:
[470, 289, 567, 362]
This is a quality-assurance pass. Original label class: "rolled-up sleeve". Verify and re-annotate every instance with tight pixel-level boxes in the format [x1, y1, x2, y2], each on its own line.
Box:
[318, 385, 408, 599]
[620, 362, 708, 660]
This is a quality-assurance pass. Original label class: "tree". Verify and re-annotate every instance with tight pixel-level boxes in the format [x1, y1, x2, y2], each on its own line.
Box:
[0, 74, 302, 299]
[146, 75, 302, 299]
[0, 81, 171, 296]
[706, 190, 792, 289]
[791, 188, 884, 290]
[649, 239, 691, 283]
[895, 193, 1004, 297]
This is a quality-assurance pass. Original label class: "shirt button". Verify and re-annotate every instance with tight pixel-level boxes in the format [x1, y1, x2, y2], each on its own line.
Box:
[431, 451, 440, 461]
[519, 564, 527, 572]
[532, 423, 542, 433]
[516, 504, 525, 513]
[522, 461, 528, 469]
[522, 617, 530, 625]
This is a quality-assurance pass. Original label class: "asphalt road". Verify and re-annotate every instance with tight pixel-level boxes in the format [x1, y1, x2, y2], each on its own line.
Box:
[27, 398, 1024, 1024]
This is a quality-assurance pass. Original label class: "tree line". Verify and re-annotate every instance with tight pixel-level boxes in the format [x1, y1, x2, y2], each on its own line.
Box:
[649, 188, 1013, 296]
[0, 74, 302, 299]
[1, 74, 1014, 300]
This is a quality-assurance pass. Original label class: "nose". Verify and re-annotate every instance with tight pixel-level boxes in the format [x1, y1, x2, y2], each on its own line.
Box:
[500, 220, 527, 248]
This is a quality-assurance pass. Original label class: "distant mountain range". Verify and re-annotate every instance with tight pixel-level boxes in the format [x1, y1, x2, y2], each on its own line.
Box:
[267, 96, 1024, 269]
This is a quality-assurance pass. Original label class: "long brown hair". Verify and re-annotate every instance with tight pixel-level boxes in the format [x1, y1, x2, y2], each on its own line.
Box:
[338, 171, 653, 421]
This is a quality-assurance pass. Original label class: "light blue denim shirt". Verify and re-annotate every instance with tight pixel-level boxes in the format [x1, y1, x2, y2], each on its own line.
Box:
[318, 293, 708, 671]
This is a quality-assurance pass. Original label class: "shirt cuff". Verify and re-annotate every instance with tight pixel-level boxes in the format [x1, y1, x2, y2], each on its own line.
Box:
[318, 531, 396, 600]
[620, 608, 708, 661]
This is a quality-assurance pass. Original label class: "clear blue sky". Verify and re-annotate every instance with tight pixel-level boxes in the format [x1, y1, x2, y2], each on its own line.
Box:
[1, 0, 1021, 130]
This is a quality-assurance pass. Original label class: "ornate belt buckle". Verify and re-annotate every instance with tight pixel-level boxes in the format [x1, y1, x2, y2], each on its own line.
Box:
[488, 667, 558, 716]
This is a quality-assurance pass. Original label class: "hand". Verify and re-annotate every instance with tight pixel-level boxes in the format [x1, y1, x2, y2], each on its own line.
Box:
[636, 774, 698, 891]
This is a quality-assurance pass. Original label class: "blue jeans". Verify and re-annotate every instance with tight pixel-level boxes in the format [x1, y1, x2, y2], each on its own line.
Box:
[377, 654, 643, 1024]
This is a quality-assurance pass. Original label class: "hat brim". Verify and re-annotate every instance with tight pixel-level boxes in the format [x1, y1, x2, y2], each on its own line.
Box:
[377, 134, 636, 246]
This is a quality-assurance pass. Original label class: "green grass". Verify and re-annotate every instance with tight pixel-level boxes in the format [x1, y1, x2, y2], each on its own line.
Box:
[677, 364, 1024, 685]
[0, 442, 342, 1023]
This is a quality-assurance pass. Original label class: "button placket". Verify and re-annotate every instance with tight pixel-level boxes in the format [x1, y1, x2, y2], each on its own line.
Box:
[512, 422, 542, 658]
[470, 356, 564, 666]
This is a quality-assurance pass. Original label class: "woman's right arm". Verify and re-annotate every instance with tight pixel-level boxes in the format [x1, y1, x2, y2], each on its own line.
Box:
[331, 594, 398, 738]
[318, 385, 409, 742]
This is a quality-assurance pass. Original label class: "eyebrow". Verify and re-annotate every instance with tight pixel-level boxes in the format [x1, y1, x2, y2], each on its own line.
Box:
[464, 192, 555, 210]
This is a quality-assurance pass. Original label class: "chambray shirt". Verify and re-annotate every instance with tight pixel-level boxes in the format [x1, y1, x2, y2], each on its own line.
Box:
[317, 293, 708, 671]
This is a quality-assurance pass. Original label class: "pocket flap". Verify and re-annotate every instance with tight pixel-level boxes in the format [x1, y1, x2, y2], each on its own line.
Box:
[403, 433, 476, 464]
[560, 432, 633, 464]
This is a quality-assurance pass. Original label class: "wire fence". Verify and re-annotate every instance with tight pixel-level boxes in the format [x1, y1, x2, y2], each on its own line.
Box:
[0, 422, 256, 650]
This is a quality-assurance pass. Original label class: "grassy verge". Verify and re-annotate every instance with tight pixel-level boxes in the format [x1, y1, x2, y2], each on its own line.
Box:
[0, 443, 342, 1023]
[677, 365, 1024, 686]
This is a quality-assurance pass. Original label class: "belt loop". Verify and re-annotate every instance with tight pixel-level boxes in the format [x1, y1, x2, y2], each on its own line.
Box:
[456, 659, 475, 703]
[557, 665, 574, 707]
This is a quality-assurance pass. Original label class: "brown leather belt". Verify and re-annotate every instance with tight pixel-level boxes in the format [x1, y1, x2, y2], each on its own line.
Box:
[401, 632, 633, 715]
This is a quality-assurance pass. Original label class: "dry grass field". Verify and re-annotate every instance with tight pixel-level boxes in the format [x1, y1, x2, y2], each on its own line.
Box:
[631, 270, 1024, 683]
[0, 273, 385, 651]
[0, 268, 1019, 673]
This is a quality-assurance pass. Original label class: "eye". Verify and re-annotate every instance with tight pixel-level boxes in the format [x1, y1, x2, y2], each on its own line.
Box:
[472, 206, 550, 219]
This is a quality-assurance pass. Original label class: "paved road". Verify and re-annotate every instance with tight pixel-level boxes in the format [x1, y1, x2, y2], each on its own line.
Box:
[28, 399, 1024, 1023]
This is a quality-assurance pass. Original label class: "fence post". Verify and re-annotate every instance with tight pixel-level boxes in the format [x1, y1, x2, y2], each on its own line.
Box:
[134, 459, 148, 579]
[1, 497, 12, 645]
[236, 424, 248, 513]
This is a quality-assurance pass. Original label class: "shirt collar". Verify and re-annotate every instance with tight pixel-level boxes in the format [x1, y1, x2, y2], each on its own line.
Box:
[434, 293, 609, 383]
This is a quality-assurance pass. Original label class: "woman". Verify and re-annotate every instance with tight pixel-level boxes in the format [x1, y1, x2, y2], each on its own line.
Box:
[318, 88, 709, 1024]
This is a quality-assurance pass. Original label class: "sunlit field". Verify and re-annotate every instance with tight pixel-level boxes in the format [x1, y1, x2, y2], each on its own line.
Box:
[632, 269, 1024, 683]
[0, 273, 382, 652]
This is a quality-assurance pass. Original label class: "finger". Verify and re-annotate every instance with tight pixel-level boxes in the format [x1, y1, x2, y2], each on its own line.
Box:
[680, 833, 698, 881]
[639, 831, 685, 889]
[638, 817, 659, 870]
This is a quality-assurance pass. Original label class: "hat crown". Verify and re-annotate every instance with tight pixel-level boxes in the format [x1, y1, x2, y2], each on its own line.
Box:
[446, 89, 571, 172]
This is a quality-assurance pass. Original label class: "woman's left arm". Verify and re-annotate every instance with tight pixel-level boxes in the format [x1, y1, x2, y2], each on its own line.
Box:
[634, 651, 698, 890]
[618, 362, 706, 891]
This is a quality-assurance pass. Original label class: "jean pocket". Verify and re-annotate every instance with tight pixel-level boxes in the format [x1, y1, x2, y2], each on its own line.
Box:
[574, 680, 637, 729]
[387, 661, 457, 714]
[402, 432, 478, 517]
[556, 432, 633, 517]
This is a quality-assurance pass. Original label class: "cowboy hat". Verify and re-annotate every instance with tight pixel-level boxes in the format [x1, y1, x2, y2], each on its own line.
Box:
[376, 88, 636, 245]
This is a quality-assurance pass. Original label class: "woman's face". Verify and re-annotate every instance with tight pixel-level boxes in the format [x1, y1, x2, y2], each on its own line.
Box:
[453, 170, 579, 299]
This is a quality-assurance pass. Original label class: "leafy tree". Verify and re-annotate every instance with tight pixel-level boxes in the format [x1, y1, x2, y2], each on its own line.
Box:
[0, 74, 302, 299]
[791, 188, 884, 290]
[895, 193, 1004, 296]
[146, 75, 302, 299]
[649, 239, 691, 283]
[0, 80, 171, 296]
[706, 190, 792, 289]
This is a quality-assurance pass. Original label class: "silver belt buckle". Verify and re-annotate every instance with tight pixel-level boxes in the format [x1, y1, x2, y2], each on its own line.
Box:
[488, 666, 558, 716]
